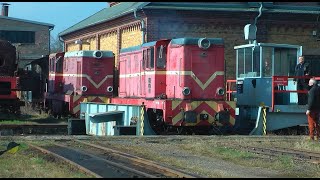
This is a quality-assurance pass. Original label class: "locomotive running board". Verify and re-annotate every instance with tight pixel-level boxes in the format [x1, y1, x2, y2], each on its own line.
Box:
[250, 106, 308, 135]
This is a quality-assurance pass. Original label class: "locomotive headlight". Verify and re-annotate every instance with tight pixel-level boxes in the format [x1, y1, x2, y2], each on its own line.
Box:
[216, 87, 225, 96]
[107, 86, 113, 92]
[198, 38, 211, 50]
[182, 87, 191, 96]
[93, 50, 103, 58]
[80, 86, 88, 92]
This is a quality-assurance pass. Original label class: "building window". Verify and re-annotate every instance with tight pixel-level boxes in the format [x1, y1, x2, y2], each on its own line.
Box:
[0, 30, 35, 43]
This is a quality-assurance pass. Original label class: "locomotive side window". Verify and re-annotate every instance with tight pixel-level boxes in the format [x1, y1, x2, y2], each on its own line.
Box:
[245, 48, 253, 75]
[143, 47, 155, 70]
[156, 45, 167, 69]
[237, 49, 244, 77]
[262, 47, 273, 77]
[142, 50, 146, 70]
[147, 48, 154, 69]
[49, 58, 55, 72]
[56, 56, 63, 73]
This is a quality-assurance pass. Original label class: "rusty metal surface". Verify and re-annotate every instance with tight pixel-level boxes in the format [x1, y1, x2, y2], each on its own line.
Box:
[229, 144, 320, 163]
[27, 143, 102, 178]
[30, 142, 157, 178]
[74, 139, 200, 178]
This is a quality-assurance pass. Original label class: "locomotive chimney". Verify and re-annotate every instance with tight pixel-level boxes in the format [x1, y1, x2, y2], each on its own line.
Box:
[1, 3, 10, 17]
[108, 2, 120, 7]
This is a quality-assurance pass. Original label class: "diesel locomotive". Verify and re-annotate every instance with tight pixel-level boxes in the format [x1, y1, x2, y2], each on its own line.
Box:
[45, 37, 236, 135]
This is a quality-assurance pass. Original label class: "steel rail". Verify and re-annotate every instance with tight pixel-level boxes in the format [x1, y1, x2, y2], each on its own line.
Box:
[73, 139, 198, 178]
[230, 144, 320, 164]
[52, 142, 158, 178]
[27, 143, 102, 178]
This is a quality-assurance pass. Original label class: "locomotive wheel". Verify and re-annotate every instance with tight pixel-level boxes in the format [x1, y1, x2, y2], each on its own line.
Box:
[147, 109, 166, 135]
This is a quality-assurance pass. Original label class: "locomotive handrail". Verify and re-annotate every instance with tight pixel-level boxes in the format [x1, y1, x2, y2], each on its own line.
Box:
[226, 79, 236, 101]
[271, 75, 318, 112]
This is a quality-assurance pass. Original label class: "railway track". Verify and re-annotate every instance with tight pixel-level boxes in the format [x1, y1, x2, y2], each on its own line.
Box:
[227, 144, 320, 164]
[27, 139, 200, 178]
[0, 124, 67, 135]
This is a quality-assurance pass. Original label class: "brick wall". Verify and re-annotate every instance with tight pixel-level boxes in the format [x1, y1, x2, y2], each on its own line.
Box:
[66, 43, 80, 52]
[82, 37, 97, 50]
[99, 31, 118, 63]
[121, 25, 142, 49]
[62, 8, 320, 79]
[145, 10, 319, 79]
[0, 18, 51, 68]
[63, 16, 143, 67]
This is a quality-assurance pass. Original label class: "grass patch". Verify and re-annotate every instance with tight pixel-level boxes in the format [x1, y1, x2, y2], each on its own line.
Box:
[92, 137, 320, 178]
[0, 120, 30, 124]
[0, 141, 93, 178]
[0, 113, 68, 125]
[175, 138, 320, 177]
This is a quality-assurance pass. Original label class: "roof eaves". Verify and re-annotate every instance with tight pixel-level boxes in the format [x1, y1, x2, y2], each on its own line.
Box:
[59, 2, 150, 37]
[0, 15, 54, 28]
[143, 6, 320, 14]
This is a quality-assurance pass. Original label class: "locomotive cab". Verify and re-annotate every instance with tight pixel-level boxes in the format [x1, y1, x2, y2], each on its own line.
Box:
[235, 43, 302, 107]
[232, 42, 312, 135]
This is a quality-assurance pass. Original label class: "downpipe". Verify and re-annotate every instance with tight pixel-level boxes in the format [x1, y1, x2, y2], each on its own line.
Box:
[133, 9, 146, 44]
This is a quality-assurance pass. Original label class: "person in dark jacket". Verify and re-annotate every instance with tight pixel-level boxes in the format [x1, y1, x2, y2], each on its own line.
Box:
[306, 78, 320, 140]
[294, 56, 310, 105]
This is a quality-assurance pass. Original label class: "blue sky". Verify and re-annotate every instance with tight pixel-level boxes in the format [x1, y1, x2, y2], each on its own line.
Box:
[6, 2, 108, 38]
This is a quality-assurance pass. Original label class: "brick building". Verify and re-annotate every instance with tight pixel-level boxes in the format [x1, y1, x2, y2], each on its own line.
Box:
[0, 3, 54, 69]
[59, 2, 320, 79]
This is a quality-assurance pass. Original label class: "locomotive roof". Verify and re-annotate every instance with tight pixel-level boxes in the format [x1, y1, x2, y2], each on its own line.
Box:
[120, 45, 142, 54]
[120, 38, 224, 53]
[170, 38, 224, 45]
[64, 50, 114, 58]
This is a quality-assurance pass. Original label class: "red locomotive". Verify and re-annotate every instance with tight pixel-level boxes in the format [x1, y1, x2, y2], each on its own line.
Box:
[45, 50, 114, 118]
[45, 37, 235, 134]
[0, 39, 24, 114]
[113, 38, 235, 134]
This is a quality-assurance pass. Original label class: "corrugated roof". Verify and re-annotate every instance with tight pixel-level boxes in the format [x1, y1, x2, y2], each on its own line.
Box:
[59, 2, 320, 37]
[59, 2, 149, 37]
[0, 16, 54, 28]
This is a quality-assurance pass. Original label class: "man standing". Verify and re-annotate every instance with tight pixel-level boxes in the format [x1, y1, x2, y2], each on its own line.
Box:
[306, 78, 320, 140]
[294, 56, 310, 105]
[263, 60, 271, 77]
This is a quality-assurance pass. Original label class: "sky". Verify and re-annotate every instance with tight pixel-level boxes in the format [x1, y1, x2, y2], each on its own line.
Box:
[5, 2, 108, 38]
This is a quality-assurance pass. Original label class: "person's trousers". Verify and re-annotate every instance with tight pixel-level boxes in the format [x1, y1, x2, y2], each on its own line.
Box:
[297, 82, 307, 105]
[307, 111, 320, 139]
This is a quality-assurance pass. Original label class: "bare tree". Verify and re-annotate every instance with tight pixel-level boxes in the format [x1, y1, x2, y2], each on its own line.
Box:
[50, 34, 64, 53]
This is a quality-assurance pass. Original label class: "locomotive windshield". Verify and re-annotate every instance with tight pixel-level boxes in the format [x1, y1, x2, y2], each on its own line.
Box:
[237, 47, 260, 78]
[235, 43, 302, 78]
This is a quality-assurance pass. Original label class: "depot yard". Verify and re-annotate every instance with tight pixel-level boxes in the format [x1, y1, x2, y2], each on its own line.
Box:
[0, 110, 319, 178]
[0, 135, 320, 178]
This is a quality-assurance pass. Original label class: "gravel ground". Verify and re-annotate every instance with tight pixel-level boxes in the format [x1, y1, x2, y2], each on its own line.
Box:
[88, 136, 284, 178]
[3, 135, 318, 178]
